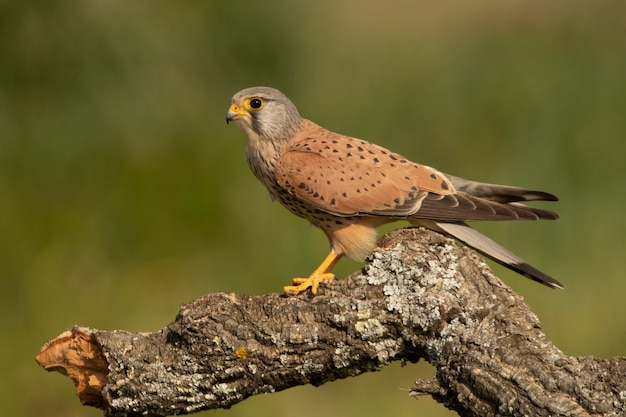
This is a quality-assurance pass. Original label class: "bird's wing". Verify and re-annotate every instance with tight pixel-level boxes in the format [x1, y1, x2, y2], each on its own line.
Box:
[415, 193, 558, 221]
[274, 123, 454, 217]
[444, 174, 558, 203]
[274, 122, 557, 221]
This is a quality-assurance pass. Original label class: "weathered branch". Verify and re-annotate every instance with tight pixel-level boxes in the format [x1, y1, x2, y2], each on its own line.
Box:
[36, 228, 626, 417]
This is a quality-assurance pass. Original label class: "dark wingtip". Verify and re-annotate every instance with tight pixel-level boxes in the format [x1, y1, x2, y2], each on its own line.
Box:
[537, 191, 559, 202]
[520, 190, 559, 202]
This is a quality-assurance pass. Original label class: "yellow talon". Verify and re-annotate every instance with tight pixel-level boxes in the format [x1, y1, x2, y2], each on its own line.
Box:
[284, 272, 335, 295]
[283, 252, 342, 295]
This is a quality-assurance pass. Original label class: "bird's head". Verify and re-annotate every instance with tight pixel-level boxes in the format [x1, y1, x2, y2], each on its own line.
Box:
[226, 86, 303, 143]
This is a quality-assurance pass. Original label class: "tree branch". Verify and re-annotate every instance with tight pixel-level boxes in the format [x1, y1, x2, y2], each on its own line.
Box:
[36, 228, 626, 417]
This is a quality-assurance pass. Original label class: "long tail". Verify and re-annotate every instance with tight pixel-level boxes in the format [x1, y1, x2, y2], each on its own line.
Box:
[414, 220, 564, 289]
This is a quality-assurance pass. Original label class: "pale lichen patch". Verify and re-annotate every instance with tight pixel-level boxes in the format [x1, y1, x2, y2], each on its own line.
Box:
[332, 344, 352, 368]
[355, 318, 385, 341]
[366, 239, 463, 332]
[370, 338, 402, 363]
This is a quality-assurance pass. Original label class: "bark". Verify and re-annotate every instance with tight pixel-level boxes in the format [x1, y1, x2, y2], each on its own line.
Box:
[36, 228, 626, 417]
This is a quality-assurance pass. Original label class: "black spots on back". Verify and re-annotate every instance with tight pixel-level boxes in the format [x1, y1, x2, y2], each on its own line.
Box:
[430, 173, 438, 180]
[322, 139, 396, 165]
[441, 180, 449, 191]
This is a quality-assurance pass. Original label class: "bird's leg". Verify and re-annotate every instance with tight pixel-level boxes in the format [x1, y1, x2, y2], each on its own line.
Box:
[284, 252, 343, 295]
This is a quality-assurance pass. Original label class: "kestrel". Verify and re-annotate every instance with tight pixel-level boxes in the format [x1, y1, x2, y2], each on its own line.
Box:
[226, 86, 563, 295]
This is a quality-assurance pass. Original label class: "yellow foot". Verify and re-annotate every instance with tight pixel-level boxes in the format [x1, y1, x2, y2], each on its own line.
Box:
[283, 272, 335, 295]
[283, 252, 343, 296]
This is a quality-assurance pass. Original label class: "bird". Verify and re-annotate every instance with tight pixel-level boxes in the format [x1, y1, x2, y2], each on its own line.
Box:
[226, 86, 563, 295]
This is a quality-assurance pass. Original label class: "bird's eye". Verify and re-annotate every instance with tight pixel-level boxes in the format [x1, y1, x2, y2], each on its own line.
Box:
[249, 98, 263, 109]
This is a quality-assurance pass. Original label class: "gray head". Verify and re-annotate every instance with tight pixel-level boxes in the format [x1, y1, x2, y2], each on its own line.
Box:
[226, 86, 304, 143]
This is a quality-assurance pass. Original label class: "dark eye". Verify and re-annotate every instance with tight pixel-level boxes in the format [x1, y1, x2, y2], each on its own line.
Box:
[249, 98, 263, 109]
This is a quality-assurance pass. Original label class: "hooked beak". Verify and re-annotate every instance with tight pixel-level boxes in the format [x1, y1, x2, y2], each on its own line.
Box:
[226, 103, 247, 124]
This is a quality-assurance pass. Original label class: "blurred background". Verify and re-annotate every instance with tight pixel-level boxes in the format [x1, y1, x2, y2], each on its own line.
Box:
[1, 1, 625, 416]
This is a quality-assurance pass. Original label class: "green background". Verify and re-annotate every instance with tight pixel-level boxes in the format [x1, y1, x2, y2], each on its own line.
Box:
[1, 1, 624, 416]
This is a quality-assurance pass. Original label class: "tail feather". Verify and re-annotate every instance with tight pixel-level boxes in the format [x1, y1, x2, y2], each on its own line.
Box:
[416, 220, 564, 289]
